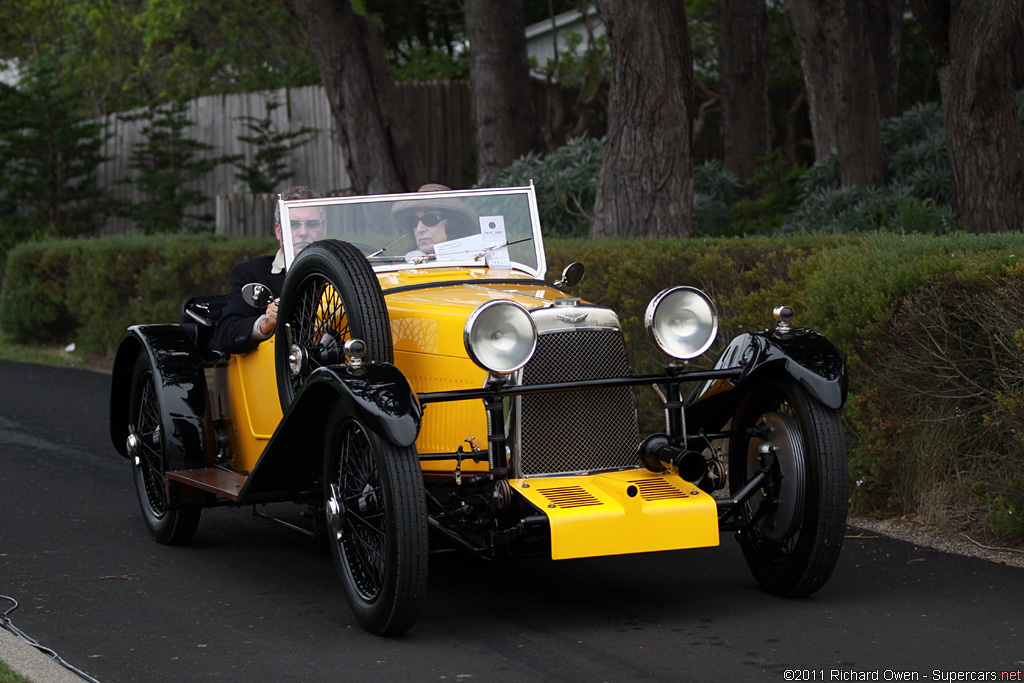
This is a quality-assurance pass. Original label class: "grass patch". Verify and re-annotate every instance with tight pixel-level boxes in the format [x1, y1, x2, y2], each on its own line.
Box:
[0, 332, 98, 370]
[0, 659, 33, 683]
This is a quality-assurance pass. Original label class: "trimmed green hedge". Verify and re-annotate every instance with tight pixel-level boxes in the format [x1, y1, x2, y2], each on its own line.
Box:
[3, 232, 1024, 541]
[0, 234, 277, 353]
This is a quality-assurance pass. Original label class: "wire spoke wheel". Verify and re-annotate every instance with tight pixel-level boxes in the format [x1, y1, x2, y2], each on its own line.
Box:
[324, 413, 427, 636]
[728, 375, 848, 597]
[276, 240, 392, 410]
[127, 353, 200, 545]
[134, 373, 166, 515]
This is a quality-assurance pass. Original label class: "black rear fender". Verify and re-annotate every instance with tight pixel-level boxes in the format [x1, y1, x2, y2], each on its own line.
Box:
[109, 325, 211, 470]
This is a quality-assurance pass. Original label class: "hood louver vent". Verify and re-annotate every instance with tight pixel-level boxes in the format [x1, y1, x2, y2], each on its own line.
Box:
[631, 478, 689, 501]
[537, 486, 602, 508]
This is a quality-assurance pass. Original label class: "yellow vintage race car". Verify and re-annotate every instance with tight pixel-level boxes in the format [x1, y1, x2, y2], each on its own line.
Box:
[109, 185, 849, 636]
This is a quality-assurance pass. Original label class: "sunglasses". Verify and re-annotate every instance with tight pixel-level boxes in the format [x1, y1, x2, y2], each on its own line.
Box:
[406, 211, 447, 229]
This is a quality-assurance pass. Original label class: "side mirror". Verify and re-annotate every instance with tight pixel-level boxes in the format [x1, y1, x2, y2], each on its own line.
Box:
[555, 262, 585, 289]
[241, 282, 275, 308]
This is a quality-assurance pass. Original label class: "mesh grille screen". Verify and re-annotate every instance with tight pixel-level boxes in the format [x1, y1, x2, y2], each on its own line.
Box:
[518, 329, 640, 476]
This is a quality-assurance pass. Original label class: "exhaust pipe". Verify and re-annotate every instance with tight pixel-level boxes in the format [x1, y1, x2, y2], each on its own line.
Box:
[638, 433, 708, 483]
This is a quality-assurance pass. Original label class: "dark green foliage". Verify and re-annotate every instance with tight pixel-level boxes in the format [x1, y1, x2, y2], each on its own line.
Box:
[491, 138, 738, 237]
[0, 234, 276, 351]
[0, 61, 110, 241]
[364, 0, 582, 81]
[360, 0, 468, 81]
[117, 101, 226, 234]
[729, 151, 809, 236]
[782, 183, 955, 235]
[490, 136, 602, 237]
[493, 92, 967, 240]
[528, 24, 610, 142]
[847, 267, 1024, 537]
[0, 0, 320, 117]
[781, 101, 959, 235]
[692, 160, 742, 236]
[231, 98, 315, 194]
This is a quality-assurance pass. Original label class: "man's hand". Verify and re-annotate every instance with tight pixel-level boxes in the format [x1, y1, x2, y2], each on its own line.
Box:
[258, 300, 279, 336]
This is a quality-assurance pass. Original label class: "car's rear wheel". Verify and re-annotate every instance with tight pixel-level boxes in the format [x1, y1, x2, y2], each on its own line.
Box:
[276, 240, 392, 410]
[728, 375, 848, 597]
[323, 410, 427, 636]
[127, 352, 201, 545]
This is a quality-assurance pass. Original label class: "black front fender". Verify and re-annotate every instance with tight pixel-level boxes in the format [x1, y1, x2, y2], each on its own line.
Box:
[239, 362, 422, 499]
[686, 328, 847, 432]
[109, 325, 210, 471]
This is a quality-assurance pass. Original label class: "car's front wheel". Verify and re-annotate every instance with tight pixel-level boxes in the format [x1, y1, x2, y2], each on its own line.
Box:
[127, 352, 201, 545]
[728, 375, 848, 597]
[323, 409, 427, 635]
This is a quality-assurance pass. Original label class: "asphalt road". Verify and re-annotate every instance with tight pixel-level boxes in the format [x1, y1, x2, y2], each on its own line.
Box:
[1, 359, 1022, 683]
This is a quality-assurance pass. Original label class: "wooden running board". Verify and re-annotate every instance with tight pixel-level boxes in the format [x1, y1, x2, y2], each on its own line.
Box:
[166, 468, 246, 501]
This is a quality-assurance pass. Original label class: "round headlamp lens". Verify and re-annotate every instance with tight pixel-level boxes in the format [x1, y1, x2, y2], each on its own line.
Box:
[464, 301, 537, 373]
[645, 286, 718, 360]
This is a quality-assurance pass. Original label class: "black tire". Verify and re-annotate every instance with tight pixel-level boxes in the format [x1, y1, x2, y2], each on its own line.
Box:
[728, 375, 848, 597]
[127, 353, 201, 545]
[276, 240, 393, 411]
[323, 411, 428, 636]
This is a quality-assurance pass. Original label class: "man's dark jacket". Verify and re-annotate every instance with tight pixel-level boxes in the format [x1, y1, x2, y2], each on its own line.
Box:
[212, 255, 286, 354]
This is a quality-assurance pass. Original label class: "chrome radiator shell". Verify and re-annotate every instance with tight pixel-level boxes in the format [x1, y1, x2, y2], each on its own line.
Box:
[511, 306, 640, 478]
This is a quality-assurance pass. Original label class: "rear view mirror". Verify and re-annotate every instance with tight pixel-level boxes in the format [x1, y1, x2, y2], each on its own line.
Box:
[241, 283, 275, 308]
[555, 262, 585, 288]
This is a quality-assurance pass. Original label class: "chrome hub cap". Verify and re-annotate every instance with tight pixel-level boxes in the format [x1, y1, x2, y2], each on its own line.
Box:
[326, 483, 344, 539]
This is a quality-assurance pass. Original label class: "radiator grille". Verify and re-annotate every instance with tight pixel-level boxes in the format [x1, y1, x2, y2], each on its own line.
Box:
[517, 329, 640, 476]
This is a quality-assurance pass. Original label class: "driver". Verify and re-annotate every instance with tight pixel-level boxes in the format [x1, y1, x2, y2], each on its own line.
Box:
[212, 186, 325, 354]
[391, 183, 479, 255]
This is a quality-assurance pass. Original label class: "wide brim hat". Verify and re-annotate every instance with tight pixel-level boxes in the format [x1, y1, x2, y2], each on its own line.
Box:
[391, 184, 480, 231]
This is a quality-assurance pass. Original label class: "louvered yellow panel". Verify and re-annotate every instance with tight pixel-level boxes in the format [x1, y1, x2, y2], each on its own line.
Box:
[512, 469, 719, 559]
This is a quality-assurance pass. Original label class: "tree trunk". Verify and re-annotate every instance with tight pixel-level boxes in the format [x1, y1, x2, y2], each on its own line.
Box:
[791, 0, 887, 186]
[465, 0, 539, 184]
[718, 0, 769, 184]
[866, 0, 904, 120]
[590, 0, 694, 238]
[827, 1, 886, 187]
[789, 0, 839, 161]
[909, 0, 1024, 234]
[281, 0, 421, 194]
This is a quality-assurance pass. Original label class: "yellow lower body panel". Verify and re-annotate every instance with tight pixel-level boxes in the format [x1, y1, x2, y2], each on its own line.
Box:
[511, 469, 720, 560]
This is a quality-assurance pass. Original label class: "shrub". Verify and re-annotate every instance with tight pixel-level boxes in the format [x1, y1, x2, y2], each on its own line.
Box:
[780, 100, 958, 236]
[692, 160, 742, 237]
[849, 271, 1024, 535]
[0, 234, 276, 353]
[490, 136, 602, 238]
[492, 139, 742, 238]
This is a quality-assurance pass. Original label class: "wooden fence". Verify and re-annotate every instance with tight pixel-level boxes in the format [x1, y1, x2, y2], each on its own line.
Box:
[98, 81, 474, 236]
[215, 194, 277, 238]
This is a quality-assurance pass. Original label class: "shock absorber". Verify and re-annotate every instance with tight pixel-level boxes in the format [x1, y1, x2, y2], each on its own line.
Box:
[482, 393, 507, 478]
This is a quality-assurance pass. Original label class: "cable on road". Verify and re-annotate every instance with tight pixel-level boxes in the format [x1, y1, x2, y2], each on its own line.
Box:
[1, 595, 102, 683]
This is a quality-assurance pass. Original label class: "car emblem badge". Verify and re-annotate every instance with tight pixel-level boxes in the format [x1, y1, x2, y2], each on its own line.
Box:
[556, 311, 589, 324]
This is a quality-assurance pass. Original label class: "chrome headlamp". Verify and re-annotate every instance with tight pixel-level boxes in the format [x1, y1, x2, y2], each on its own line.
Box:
[464, 301, 538, 374]
[645, 286, 718, 360]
